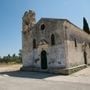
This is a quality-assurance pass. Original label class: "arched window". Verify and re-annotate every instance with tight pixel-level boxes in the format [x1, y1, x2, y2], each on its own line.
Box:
[33, 39, 36, 49]
[74, 39, 77, 47]
[51, 34, 55, 45]
[41, 24, 45, 30]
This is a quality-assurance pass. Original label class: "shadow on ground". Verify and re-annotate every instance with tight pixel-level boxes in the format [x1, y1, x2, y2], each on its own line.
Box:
[0, 70, 62, 79]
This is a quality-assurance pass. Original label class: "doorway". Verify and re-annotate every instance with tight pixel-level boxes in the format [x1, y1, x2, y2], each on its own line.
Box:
[41, 50, 47, 69]
[83, 51, 87, 64]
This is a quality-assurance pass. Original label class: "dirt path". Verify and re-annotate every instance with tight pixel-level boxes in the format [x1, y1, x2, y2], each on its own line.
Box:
[0, 64, 22, 72]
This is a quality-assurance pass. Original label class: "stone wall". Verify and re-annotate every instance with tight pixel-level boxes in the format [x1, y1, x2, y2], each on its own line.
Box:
[22, 10, 36, 66]
[25, 18, 67, 69]
[63, 20, 90, 68]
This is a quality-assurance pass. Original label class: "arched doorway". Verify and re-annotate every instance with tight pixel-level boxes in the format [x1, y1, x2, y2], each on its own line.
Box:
[41, 50, 47, 69]
[83, 51, 87, 64]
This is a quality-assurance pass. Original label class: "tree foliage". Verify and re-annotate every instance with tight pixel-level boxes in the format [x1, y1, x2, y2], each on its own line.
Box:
[83, 17, 90, 34]
[0, 50, 22, 64]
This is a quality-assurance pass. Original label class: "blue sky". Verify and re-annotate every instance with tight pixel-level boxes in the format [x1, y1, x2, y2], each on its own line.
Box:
[0, 0, 90, 57]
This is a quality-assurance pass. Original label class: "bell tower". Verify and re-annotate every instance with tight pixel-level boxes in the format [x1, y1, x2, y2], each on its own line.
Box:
[22, 10, 36, 33]
[22, 10, 36, 66]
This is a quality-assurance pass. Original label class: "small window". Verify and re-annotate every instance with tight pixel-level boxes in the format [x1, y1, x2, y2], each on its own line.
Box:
[51, 34, 55, 45]
[89, 43, 90, 48]
[41, 24, 45, 30]
[74, 39, 77, 47]
[33, 39, 36, 49]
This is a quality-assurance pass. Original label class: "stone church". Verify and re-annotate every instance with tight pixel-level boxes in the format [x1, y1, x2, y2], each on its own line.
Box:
[21, 10, 90, 74]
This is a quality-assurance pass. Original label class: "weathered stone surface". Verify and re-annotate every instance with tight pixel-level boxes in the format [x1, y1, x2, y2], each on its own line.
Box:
[21, 10, 90, 74]
[63, 21, 90, 68]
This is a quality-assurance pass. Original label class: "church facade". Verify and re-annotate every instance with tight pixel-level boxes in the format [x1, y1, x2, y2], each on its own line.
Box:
[21, 10, 90, 74]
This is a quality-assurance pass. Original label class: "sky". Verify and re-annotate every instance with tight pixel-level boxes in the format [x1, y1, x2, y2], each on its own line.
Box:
[0, 0, 90, 57]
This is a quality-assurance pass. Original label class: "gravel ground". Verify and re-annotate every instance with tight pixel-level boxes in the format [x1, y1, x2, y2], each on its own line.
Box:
[0, 65, 90, 90]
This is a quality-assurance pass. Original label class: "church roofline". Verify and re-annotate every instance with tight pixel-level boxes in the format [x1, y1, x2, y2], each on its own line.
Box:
[39, 17, 67, 22]
[38, 17, 82, 31]
[35, 17, 89, 37]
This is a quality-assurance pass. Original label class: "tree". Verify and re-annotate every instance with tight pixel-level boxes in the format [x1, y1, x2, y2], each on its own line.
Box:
[0, 56, 1, 60]
[18, 49, 22, 58]
[12, 53, 17, 62]
[7, 54, 11, 59]
[18, 49, 22, 63]
[12, 54, 16, 58]
[83, 17, 90, 34]
[3, 56, 8, 63]
[0, 56, 3, 63]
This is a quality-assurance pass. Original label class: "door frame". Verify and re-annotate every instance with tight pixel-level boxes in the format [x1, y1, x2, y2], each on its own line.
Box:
[41, 50, 48, 69]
